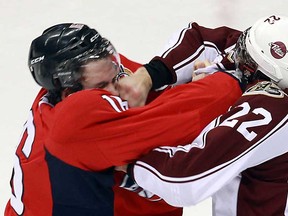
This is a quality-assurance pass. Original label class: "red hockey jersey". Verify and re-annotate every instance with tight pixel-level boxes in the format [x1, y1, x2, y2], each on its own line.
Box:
[4, 55, 178, 216]
[5, 21, 242, 216]
[44, 72, 241, 216]
[5, 88, 54, 216]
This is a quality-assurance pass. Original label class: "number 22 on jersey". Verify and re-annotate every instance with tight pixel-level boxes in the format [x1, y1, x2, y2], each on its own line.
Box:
[220, 102, 272, 141]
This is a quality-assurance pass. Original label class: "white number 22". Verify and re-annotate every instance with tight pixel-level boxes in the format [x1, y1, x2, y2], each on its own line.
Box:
[219, 102, 272, 141]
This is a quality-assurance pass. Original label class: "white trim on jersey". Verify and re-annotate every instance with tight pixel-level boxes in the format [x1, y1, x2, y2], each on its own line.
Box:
[133, 114, 288, 207]
[161, 22, 193, 59]
[285, 194, 288, 216]
[173, 44, 223, 85]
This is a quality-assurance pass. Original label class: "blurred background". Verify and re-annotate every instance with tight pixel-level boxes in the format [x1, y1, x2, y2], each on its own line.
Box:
[1, 0, 287, 215]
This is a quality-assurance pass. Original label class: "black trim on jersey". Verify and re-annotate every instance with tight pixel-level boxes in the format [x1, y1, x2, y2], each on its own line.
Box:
[144, 60, 174, 89]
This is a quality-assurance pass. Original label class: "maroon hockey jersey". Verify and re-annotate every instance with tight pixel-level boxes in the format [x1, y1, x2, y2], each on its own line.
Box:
[131, 81, 288, 216]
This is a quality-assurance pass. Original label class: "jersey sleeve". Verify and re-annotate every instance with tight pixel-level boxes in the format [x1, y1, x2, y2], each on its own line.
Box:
[45, 72, 242, 172]
[153, 22, 241, 85]
[130, 82, 288, 207]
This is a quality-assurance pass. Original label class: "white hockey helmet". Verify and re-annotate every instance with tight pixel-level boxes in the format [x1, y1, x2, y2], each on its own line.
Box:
[244, 15, 288, 89]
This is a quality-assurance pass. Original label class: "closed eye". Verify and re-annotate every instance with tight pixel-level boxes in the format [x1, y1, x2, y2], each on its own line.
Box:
[95, 82, 109, 89]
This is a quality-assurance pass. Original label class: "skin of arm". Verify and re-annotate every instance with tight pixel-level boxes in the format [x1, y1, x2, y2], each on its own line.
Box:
[115, 67, 152, 107]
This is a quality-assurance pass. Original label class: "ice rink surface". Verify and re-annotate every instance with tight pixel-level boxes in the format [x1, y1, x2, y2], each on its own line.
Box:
[0, 0, 287, 215]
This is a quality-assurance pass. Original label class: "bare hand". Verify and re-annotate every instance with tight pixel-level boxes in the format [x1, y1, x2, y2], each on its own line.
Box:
[194, 60, 211, 70]
[192, 60, 212, 81]
[115, 67, 152, 107]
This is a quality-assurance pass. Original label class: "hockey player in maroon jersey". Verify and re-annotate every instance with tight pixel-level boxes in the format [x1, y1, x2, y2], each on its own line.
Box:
[4, 22, 245, 216]
[127, 15, 288, 216]
[118, 22, 242, 107]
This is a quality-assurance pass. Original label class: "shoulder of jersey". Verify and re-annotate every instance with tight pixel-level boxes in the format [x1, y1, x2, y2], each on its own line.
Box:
[243, 81, 287, 98]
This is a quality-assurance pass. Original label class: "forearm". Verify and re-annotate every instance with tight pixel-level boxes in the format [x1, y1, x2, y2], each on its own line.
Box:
[152, 22, 241, 85]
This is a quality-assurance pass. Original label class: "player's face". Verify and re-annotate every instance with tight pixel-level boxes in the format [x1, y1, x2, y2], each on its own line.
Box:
[80, 56, 120, 95]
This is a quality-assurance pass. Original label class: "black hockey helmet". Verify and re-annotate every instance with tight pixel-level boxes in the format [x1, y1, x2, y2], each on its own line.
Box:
[28, 23, 118, 91]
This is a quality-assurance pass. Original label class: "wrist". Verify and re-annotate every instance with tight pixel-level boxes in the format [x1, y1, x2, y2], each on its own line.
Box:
[144, 60, 174, 89]
[135, 67, 152, 91]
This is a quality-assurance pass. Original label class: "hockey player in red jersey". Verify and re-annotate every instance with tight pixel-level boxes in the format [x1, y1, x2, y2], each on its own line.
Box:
[5, 22, 244, 216]
[127, 15, 288, 216]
